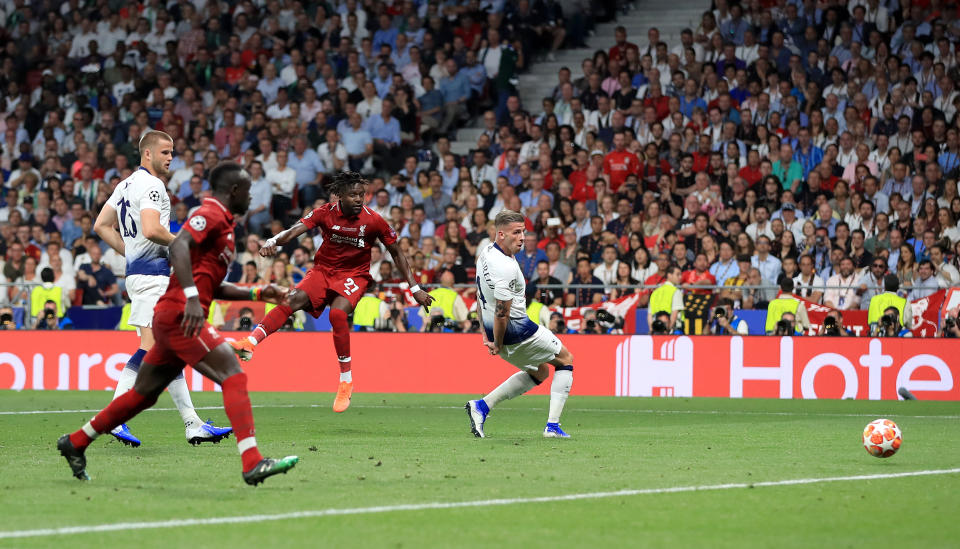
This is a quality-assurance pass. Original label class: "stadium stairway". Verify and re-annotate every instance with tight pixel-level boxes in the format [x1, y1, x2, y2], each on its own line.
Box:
[449, 0, 708, 156]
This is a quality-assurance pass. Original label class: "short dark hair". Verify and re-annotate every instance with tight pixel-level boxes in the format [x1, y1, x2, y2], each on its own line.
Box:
[209, 162, 246, 193]
[780, 277, 794, 293]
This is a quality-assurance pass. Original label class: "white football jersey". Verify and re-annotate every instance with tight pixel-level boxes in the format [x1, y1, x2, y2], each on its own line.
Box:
[475, 242, 539, 345]
[108, 166, 171, 276]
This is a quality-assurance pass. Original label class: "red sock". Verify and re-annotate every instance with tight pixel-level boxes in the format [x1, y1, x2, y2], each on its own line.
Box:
[330, 308, 351, 364]
[252, 304, 293, 343]
[221, 372, 263, 472]
[69, 388, 157, 450]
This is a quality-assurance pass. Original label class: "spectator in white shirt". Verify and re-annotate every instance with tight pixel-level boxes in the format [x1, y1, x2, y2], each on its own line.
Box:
[318, 128, 347, 174]
[593, 245, 620, 285]
[824, 256, 860, 310]
[267, 150, 297, 220]
[246, 161, 272, 236]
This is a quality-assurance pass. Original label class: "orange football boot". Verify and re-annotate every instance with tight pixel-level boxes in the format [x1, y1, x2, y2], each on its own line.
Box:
[333, 381, 354, 412]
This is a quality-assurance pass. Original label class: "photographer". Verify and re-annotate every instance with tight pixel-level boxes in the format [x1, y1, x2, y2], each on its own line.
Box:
[548, 311, 568, 335]
[224, 307, 256, 331]
[773, 312, 800, 336]
[579, 309, 603, 334]
[650, 311, 682, 335]
[818, 310, 851, 337]
[710, 298, 748, 335]
[0, 306, 16, 330]
[765, 278, 810, 335]
[647, 264, 684, 334]
[35, 299, 63, 330]
[420, 271, 470, 332]
[878, 306, 912, 337]
[353, 282, 392, 332]
[941, 310, 960, 338]
[867, 274, 912, 335]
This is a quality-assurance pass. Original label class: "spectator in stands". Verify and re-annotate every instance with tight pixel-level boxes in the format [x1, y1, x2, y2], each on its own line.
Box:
[76, 243, 118, 306]
[909, 260, 940, 301]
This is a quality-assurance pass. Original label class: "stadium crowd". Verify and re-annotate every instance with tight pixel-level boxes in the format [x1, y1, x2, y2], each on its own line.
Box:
[0, 0, 959, 337]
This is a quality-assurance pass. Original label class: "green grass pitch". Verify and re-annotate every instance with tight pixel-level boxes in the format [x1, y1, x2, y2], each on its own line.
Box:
[1, 390, 958, 548]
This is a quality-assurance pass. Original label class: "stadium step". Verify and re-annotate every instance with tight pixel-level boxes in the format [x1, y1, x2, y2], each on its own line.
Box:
[450, 0, 707, 155]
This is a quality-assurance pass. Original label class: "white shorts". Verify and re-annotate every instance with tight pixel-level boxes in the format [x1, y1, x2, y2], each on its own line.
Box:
[125, 274, 170, 329]
[501, 325, 563, 373]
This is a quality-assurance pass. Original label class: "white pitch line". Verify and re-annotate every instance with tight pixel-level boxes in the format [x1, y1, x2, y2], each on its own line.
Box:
[1, 468, 958, 540]
[1, 403, 958, 420]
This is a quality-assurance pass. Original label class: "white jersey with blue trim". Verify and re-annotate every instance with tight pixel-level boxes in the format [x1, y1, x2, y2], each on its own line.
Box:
[475, 242, 539, 345]
[108, 166, 171, 276]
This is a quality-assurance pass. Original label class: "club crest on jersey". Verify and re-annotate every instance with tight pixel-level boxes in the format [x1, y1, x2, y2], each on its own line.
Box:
[358, 224, 366, 238]
[189, 216, 207, 231]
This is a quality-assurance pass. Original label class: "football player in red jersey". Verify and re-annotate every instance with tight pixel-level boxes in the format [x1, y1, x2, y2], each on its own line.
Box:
[232, 171, 434, 412]
[57, 163, 299, 486]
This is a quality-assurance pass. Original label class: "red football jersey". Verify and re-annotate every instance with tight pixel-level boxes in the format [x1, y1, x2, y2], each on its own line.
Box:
[682, 269, 717, 295]
[301, 202, 398, 279]
[603, 150, 640, 192]
[155, 198, 236, 315]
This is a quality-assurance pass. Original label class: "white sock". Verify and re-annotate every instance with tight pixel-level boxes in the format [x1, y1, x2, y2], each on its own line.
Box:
[340, 370, 352, 383]
[112, 366, 138, 400]
[167, 375, 203, 428]
[482, 372, 537, 409]
[247, 336, 258, 345]
[548, 369, 573, 423]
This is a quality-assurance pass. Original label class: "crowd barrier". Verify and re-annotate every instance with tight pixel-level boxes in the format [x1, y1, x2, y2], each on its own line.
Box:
[1, 332, 957, 401]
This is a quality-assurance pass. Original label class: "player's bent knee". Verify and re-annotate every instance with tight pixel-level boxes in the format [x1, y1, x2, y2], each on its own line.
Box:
[194, 345, 243, 384]
[329, 307, 349, 326]
[288, 290, 309, 311]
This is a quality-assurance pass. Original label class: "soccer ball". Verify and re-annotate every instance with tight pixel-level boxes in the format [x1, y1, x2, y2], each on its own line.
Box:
[862, 419, 902, 458]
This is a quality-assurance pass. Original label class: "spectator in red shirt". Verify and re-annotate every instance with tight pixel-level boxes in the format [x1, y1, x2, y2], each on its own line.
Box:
[608, 26, 639, 64]
[682, 252, 717, 295]
[739, 149, 763, 187]
[691, 134, 713, 173]
[603, 131, 640, 192]
[642, 81, 670, 121]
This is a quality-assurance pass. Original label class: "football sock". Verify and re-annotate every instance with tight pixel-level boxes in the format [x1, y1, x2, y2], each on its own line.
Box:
[339, 369, 352, 383]
[329, 308, 351, 362]
[548, 366, 573, 424]
[69, 388, 158, 450]
[111, 348, 146, 400]
[249, 305, 293, 345]
[167, 372, 203, 428]
[482, 372, 538, 409]
[221, 372, 263, 472]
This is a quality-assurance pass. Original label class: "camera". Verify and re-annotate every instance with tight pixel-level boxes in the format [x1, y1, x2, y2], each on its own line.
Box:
[585, 319, 596, 330]
[823, 315, 841, 336]
[944, 316, 957, 338]
[715, 306, 726, 318]
[651, 318, 668, 335]
[238, 316, 253, 330]
[881, 314, 895, 327]
[816, 236, 825, 246]
[0, 312, 13, 328]
[775, 319, 792, 335]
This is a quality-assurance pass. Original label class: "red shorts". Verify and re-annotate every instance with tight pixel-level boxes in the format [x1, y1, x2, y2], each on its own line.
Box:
[143, 309, 227, 368]
[296, 268, 369, 318]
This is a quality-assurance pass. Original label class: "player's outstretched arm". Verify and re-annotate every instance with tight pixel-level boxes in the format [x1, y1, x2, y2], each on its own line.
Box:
[384, 241, 435, 311]
[260, 221, 310, 257]
[168, 229, 204, 338]
[215, 283, 288, 304]
[93, 203, 125, 256]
